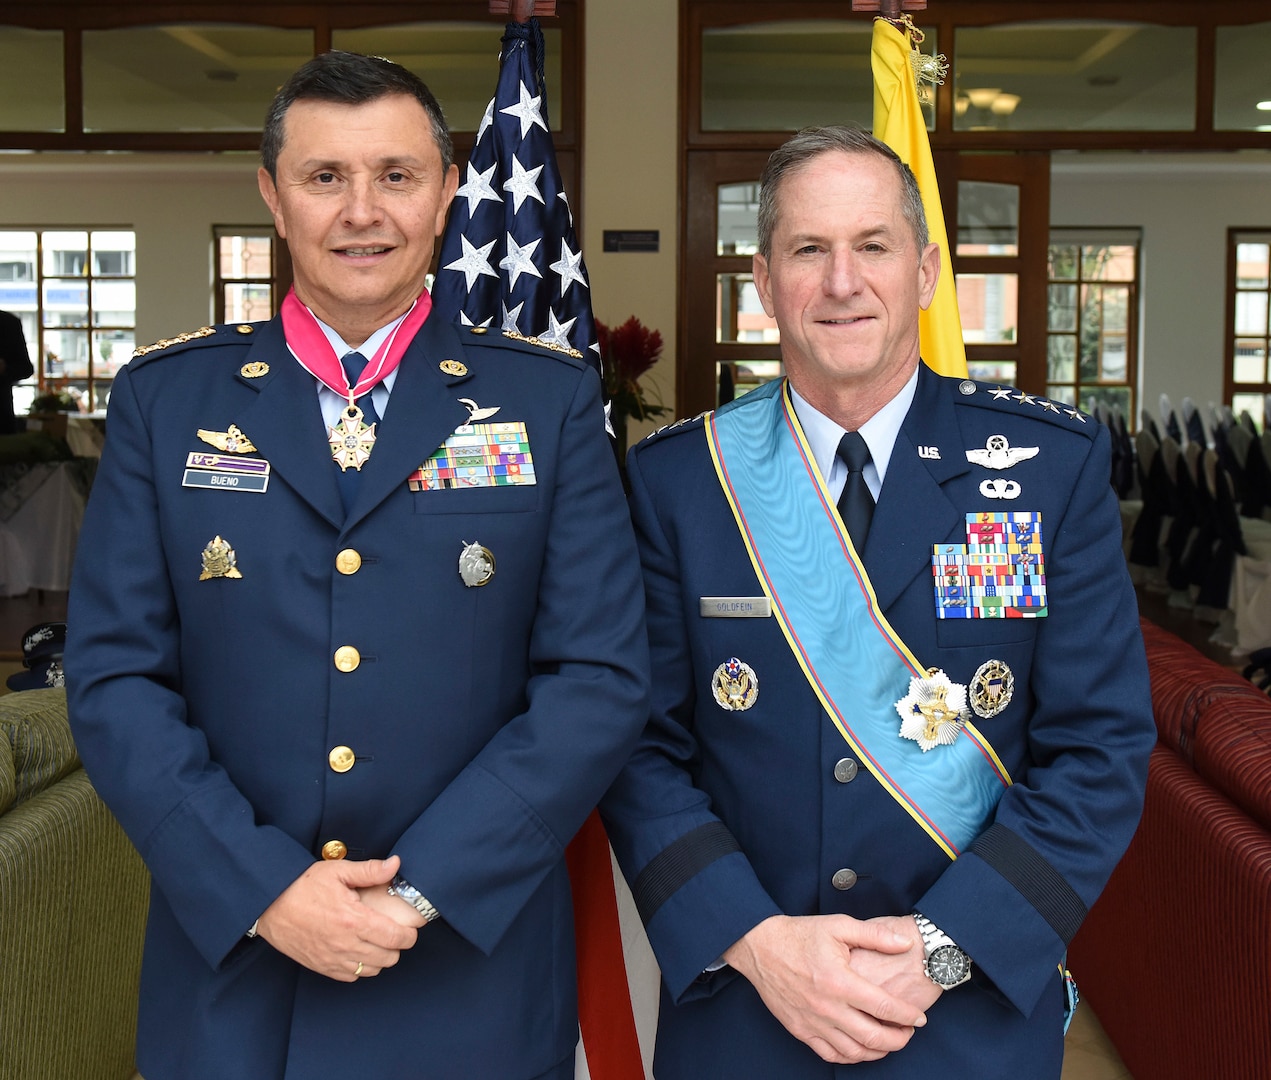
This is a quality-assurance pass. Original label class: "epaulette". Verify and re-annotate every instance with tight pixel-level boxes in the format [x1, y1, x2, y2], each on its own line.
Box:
[637, 410, 711, 447]
[951, 377, 1098, 439]
[462, 325, 588, 370]
[129, 322, 261, 367]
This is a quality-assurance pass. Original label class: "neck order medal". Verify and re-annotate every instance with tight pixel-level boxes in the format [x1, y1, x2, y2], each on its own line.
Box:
[329, 394, 377, 472]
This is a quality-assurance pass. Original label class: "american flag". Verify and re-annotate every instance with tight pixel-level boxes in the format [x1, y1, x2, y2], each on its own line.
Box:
[433, 18, 599, 378]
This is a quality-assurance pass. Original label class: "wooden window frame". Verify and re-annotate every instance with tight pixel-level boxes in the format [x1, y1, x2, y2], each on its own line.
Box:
[1224, 227, 1271, 413]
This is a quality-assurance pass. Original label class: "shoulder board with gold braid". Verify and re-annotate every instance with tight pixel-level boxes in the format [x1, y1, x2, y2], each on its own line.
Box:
[130, 322, 260, 364]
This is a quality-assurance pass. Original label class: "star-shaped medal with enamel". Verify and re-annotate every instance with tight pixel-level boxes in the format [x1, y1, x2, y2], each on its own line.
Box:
[329, 396, 376, 472]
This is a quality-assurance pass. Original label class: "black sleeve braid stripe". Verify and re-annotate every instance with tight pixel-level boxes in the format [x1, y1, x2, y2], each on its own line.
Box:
[970, 823, 1088, 944]
[631, 822, 742, 924]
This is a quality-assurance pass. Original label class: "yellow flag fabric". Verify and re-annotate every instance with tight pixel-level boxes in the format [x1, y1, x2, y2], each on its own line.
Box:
[872, 18, 968, 378]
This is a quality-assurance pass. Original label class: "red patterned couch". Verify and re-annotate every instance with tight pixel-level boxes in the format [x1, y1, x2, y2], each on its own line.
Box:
[1068, 618, 1271, 1079]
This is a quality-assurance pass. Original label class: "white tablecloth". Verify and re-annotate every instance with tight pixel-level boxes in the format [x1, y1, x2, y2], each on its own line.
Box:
[0, 462, 90, 596]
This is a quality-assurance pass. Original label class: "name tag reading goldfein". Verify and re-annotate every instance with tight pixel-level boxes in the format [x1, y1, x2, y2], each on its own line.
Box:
[699, 596, 772, 618]
[182, 452, 271, 494]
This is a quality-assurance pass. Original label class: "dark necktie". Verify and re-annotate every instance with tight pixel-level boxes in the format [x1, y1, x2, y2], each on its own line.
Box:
[836, 430, 874, 554]
[336, 352, 382, 514]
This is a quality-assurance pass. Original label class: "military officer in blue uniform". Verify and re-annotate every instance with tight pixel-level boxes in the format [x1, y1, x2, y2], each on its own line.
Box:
[65, 52, 648, 1080]
[600, 127, 1155, 1078]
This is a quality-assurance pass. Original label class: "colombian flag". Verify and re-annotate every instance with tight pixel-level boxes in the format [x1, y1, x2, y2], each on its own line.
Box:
[872, 17, 968, 378]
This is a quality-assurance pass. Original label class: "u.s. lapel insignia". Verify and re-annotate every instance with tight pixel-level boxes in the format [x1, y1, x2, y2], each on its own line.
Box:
[196, 424, 257, 454]
[979, 478, 1022, 500]
[969, 659, 1014, 719]
[459, 397, 500, 423]
[440, 359, 468, 377]
[966, 434, 1039, 470]
[712, 657, 759, 711]
[918, 445, 941, 460]
[458, 541, 495, 587]
[199, 535, 243, 580]
[895, 668, 970, 751]
[240, 361, 269, 378]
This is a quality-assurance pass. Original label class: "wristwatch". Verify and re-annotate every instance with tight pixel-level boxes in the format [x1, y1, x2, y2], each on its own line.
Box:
[913, 913, 972, 989]
[387, 874, 441, 924]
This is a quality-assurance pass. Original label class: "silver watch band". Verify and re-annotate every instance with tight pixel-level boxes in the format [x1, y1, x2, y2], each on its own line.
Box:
[388, 874, 441, 923]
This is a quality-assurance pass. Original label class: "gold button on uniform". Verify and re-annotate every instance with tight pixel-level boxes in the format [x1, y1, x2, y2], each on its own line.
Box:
[334, 646, 360, 672]
[321, 840, 347, 861]
[335, 548, 362, 575]
[328, 745, 355, 773]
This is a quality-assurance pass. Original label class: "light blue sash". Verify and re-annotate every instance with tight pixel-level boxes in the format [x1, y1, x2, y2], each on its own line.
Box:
[707, 380, 1010, 857]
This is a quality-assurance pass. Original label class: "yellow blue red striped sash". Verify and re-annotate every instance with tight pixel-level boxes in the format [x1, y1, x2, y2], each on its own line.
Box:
[706, 379, 1010, 858]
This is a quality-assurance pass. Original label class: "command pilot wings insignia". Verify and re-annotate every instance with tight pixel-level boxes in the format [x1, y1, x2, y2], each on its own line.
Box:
[197, 424, 257, 454]
[966, 434, 1039, 470]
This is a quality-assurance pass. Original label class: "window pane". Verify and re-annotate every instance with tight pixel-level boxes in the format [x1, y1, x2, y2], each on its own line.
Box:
[957, 181, 1018, 255]
[717, 274, 777, 344]
[92, 232, 137, 277]
[1080, 284, 1130, 380]
[703, 21, 937, 132]
[93, 330, 134, 378]
[1082, 245, 1135, 281]
[1048, 284, 1078, 332]
[1234, 340, 1268, 384]
[1048, 244, 1078, 281]
[1235, 292, 1269, 336]
[43, 329, 89, 379]
[224, 283, 273, 323]
[0, 28, 64, 131]
[1236, 243, 1270, 288]
[333, 23, 562, 132]
[43, 232, 88, 277]
[91, 280, 136, 327]
[969, 360, 1017, 385]
[1047, 384, 1077, 406]
[43, 280, 89, 327]
[954, 22, 1196, 132]
[1048, 334, 1076, 382]
[83, 25, 313, 133]
[1233, 393, 1265, 431]
[956, 273, 1018, 344]
[718, 360, 782, 406]
[1082, 385, 1131, 417]
[718, 182, 760, 255]
[220, 235, 273, 280]
[1215, 22, 1271, 131]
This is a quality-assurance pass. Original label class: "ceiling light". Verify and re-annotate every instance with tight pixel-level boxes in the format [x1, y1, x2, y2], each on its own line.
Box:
[990, 93, 1021, 116]
[1257, 101, 1271, 111]
[966, 87, 1002, 110]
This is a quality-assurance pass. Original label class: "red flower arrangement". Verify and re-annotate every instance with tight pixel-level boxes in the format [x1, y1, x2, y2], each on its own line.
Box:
[595, 316, 670, 426]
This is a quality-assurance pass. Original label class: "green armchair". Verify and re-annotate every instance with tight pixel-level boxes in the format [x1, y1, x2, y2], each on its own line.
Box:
[0, 688, 149, 1080]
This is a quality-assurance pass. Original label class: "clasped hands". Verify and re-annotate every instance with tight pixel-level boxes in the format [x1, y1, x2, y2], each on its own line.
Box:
[722, 913, 942, 1065]
[254, 854, 428, 982]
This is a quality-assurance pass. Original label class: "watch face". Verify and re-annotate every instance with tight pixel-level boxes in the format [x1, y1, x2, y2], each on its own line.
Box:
[927, 944, 970, 987]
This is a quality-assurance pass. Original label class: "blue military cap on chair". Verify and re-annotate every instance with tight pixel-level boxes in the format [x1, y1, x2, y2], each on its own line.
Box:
[7, 621, 67, 691]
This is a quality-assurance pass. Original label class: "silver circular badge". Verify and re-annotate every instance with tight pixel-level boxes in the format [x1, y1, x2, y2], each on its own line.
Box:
[712, 657, 759, 711]
[458, 541, 495, 587]
[969, 659, 1014, 719]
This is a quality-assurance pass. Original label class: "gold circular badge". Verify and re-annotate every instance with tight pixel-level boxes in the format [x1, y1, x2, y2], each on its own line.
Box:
[969, 659, 1014, 719]
[440, 359, 469, 377]
[240, 361, 270, 378]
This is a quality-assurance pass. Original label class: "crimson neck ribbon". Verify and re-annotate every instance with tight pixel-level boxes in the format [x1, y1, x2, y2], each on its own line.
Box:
[280, 286, 433, 404]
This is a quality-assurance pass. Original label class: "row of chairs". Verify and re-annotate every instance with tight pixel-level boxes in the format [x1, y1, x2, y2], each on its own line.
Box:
[1118, 395, 1271, 655]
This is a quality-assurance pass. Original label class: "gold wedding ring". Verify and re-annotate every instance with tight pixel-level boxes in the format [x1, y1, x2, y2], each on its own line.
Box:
[353, 961, 364, 978]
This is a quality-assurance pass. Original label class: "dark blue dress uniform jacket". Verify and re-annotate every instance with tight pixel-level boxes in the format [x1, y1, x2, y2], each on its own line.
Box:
[64, 313, 649, 1080]
[601, 362, 1155, 1079]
